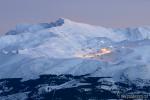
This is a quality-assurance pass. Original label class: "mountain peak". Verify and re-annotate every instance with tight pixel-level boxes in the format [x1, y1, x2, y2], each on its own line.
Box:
[51, 18, 76, 26]
[5, 18, 72, 35]
[55, 18, 69, 23]
[51, 18, 65, 26]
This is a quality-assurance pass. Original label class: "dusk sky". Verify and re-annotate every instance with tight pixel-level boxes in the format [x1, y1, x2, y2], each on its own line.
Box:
[0, 0, 150, 35]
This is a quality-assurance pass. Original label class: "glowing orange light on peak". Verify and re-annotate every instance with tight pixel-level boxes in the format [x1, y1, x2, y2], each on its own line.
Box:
[75, 48, 112, 59]
[99, 48, 111, 54]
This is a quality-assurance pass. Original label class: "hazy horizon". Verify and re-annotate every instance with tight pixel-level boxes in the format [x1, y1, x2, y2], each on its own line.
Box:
[0, 0, 150, 35]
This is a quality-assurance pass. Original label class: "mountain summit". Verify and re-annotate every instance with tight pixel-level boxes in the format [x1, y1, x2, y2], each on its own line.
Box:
[0, 19, 150, 86]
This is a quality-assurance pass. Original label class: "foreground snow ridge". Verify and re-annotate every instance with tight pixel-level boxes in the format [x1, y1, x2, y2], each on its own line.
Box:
[0, 18, 150, 85]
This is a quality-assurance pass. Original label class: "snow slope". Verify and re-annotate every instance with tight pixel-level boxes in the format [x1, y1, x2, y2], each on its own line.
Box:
[0, 18, 150, 85]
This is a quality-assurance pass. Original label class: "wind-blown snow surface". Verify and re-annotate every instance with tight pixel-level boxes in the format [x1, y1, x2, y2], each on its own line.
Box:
[0, 18, 150, 85]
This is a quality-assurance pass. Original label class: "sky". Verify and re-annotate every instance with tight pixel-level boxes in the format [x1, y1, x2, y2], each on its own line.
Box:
[0, 0, 150, 35]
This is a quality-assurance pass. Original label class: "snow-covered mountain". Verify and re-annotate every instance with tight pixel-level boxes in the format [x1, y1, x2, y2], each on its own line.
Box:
[0, 18, 150, 86]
